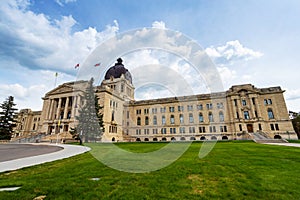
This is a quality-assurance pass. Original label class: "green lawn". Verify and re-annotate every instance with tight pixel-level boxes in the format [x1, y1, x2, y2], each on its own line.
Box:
[1, 141, 300, 199]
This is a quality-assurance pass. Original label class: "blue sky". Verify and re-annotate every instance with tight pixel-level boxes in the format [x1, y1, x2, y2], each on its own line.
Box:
[1, 0, 300, 111]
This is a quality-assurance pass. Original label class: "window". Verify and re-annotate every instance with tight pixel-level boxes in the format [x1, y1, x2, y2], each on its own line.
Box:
[242, 99, 247, 106]
[145, 116, 149, 125]
[144, 109, 149, 114]
[236, 112, 240, 119]
[169, 107, 175, 112]
[162, 116, 166, 125]
[136, 109, 141, 115]
[268, 108, 274, 119]
[252, 98, 256, 105]
[270, 124, 275, 131]
[33, 124, 36, 130]
[208, 112, 214, 122]
[264, 99, 272, 105]
[170, 128, 176, 134]
[189, 127, 195, 133]
[187, 105, 193, 111]
[137, 117, 141, 126]
[258, 123, 262, 131]
[217, 103, 224, 109]
[153, 116, 157, 125]
[67, 111, 71, 119]
[111, 111, 115, 121]
[255, 111, 258, 118]
[198, 113, 204, 122]
[170, 115, 175, 124]
[178, 106, 184, 112]
[121, 84, 124, 92]
[161, 128, 167, 134]
[206, 103, 213, 109]
[219, 126, 227, 132]
[136, 129, 141, 135]
[219, 111, 224, 122]
[197, 104, 203, 110]
[127, 111, 129, 119]
[160, 107, 166, 113]
[275, 124, 279, 130]
[199, 126, 206, 133]
[179, 127, 185, 134]
[209, 126, 216, 133]
[239, 124, 242, 131]
[234, 99, 238, 106]
[179, 114, 184, 124]
[59, 111, 64, 119]
[152, 129, 158, 134]
[152, 108, 157, 114]
[189, 113, 194, 123]
[244, 111, 250, 120]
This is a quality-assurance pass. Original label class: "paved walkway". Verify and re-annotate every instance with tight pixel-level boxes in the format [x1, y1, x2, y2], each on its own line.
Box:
[263, 142, 300, 148]
[0, 143, 90, 173]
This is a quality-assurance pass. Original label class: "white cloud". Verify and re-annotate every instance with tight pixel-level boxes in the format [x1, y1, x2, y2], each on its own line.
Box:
[205, 40, 263, 65]
[152, 21, 166, 29]
[0, 0, 120, 110]
[0, 0, 119, 73]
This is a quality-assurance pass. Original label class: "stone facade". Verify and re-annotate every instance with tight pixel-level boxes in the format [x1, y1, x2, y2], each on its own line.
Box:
[13, 59, 298, 142]
[13, 109, 42, 138]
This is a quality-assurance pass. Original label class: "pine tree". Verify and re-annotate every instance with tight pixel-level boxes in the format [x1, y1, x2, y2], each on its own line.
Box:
[76, 78, 104, 142]
[0, 96, 18, 140]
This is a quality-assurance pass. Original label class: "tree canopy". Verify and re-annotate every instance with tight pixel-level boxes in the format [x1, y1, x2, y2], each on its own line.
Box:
[0, 96, 18, 140]
[75, 78, 104, 142]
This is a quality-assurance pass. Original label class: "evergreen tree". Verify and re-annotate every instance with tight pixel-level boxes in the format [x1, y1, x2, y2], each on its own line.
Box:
[75, 78, 104, 142]
[0, 96, 18, 140]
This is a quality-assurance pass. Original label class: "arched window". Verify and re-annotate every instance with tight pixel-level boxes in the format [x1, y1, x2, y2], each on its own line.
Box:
[198, 113, 203, 122]
[162, 115, 166, 125]
[189, 113, 194, 123]
[179, 114, 184, 124]
[137, 117, 141, 126]
[170, 115, 175, 124]
[208, 112, 214, 122]
[219, 111, 224, 122]
[145, 116, 149, 125]
[153, 116, 157, 125]
[268, 108, 274, 119]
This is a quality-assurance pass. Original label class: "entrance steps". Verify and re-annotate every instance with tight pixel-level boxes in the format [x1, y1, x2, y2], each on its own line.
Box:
[250, 132, 288, 144]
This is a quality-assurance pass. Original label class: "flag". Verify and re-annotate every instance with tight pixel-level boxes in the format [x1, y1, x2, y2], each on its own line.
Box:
[94, 62, 101, 67]
[75, 63, 80, 69]
[55, 72, 58, 77]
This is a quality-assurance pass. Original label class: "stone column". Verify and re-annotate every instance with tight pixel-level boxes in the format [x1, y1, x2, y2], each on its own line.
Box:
[48, 99, 53, 120]
[56, 98, 62, 120]
[71, 96, 77, 118]
[63, 97, 69, 119]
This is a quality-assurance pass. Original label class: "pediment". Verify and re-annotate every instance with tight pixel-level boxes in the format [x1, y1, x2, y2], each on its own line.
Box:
[227, 84, 259, 96]
[45, 85, 74, 96]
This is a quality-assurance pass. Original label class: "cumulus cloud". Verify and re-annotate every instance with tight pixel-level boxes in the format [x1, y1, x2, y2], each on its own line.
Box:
[205, 40, 263, 65]
[0, 0, 119, 73]
[152, 21, 166, 29]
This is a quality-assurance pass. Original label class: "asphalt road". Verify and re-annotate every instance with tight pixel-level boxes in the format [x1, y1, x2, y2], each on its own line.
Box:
[0, 144, 63, 162]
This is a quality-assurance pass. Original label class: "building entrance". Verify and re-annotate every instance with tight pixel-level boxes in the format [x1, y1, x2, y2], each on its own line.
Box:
[247, 124, 253, 133]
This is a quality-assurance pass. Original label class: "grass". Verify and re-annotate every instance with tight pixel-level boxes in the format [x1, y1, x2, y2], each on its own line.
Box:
[1, 141, 300, 199]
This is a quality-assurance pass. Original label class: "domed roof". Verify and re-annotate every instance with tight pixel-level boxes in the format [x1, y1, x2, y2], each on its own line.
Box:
[104, 58, 132, 83]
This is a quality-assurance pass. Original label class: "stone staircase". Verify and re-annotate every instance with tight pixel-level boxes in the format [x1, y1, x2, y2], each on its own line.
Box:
[250, 132, 288, 144]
